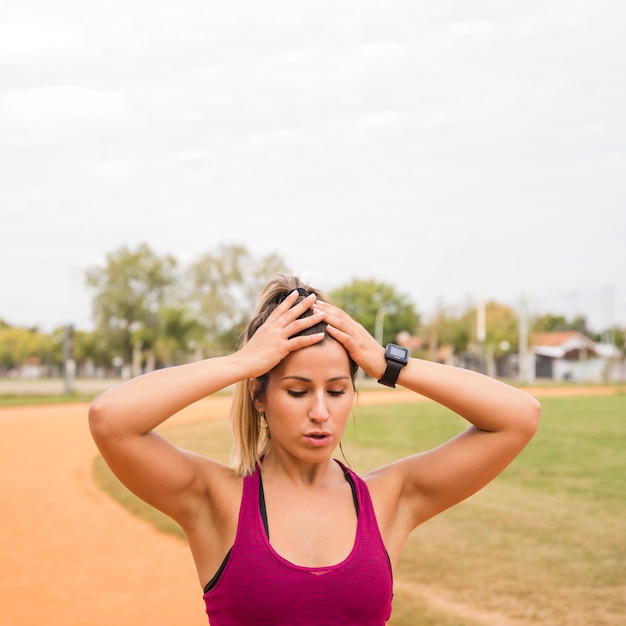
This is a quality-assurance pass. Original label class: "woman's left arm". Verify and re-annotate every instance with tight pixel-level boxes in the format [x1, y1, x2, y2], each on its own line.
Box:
[319, 301, 541, 527]
[383, 357, 540, 522]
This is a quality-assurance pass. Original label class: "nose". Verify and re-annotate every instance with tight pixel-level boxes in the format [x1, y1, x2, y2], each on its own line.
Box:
[309, 393, 330, 422]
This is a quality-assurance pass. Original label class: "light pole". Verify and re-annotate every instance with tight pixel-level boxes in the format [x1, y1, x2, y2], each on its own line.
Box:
[63, 324, 75, 395]
[375, 306, 390, 345]
[477, 297, 486, 374]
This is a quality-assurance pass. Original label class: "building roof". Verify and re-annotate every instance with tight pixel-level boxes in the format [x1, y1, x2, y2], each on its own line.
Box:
[530, 331, 597, 358]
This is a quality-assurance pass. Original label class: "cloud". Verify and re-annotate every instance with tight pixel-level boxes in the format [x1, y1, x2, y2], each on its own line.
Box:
[0, 19, 82, 60]
[1, 1, 624, 332]
[5, 86, 127, 120]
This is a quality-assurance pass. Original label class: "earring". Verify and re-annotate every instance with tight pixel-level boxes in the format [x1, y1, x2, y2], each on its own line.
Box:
[259, 411, 271, 439]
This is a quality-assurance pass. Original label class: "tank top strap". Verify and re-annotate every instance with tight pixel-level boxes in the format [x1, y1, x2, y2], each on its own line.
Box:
[239, 465, 264, 532]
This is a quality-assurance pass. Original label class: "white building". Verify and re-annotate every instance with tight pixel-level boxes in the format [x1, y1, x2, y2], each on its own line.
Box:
[528, 331, 624, 383]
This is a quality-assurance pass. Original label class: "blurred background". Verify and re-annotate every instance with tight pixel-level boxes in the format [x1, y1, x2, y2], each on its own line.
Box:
[1, 0, 625, 383]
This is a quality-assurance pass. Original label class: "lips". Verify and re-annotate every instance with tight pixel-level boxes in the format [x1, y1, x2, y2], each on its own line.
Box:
[304, 431, 332, 445]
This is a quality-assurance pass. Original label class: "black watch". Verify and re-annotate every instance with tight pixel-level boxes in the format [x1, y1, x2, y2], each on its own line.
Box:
[377, 343, 409, 388]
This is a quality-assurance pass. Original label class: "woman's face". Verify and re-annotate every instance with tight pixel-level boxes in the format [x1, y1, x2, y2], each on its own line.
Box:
[257, 339, 355, 462]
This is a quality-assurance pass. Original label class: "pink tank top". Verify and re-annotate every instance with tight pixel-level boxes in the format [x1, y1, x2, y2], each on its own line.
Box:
[203, 461, 393, 625]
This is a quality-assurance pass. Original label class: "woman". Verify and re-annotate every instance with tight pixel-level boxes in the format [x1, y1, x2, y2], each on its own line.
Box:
[89, 274, 540, 625]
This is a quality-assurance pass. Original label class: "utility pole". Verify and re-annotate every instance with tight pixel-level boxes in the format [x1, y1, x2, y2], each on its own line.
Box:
[63, 324, 75, 395]
[477, 296, 486, 374]
[375, 306, 390, 345]
[518, 296, 530, 383]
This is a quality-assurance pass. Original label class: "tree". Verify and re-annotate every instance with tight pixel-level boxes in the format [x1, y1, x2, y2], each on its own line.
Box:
[71, 328, 109, 371]
[86, 243, 178, 364]
[0, 322, 55, 373]
[598, 325, 625, 347]
[185, 244, 288, 352]
[423, 300, 520, 373]
[429, 308, 472, 355]
[532, 313, 592, 336]
[153, 307, 205, 366]
[329, 279, 419, 347]
[477, 301, 519, 355]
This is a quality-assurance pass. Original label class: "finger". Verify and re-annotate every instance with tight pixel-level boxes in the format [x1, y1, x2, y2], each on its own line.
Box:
[285, 306, 325, 336]
[271, 289, 304, 316]
[287, 332, 326, 351]
[260, 293, 313, 335]
[325, 323, 351, 346]
[272, 291, 317, 323]
[313, 305, 347, 333]
[288, 292, 317, 316]
[314, 300, 346, 320]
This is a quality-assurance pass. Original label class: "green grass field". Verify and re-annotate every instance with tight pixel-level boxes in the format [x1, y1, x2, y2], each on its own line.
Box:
[0, 394, 94, 407]
[93, 393, 626, 625]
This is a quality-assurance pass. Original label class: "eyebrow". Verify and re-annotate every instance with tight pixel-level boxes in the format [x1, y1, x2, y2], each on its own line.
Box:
[279, 375, 351, 383]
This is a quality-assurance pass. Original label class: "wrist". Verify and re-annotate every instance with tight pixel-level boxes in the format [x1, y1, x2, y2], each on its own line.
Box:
[377, 343, 410, 388]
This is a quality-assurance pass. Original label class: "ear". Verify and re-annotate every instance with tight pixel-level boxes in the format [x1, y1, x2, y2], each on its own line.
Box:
[249, 378, 264, 412]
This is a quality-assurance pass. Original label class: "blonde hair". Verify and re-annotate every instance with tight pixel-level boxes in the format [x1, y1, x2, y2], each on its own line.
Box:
[228, 274, 357, 476]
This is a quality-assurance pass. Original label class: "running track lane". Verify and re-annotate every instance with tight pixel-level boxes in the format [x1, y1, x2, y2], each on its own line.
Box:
[0, 401, 227, 626]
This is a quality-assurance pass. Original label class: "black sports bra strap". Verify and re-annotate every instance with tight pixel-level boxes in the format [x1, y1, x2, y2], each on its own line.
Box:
[339, 464, 360, 517]
[258, 471, 270, 539]
[203, 547, 232, 594]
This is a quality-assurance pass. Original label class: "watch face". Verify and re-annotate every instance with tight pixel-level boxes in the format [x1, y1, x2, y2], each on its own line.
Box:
[387, 344, 408, 361]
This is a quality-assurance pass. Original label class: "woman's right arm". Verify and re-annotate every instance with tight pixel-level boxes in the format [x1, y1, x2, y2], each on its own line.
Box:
[88, 290, 325, 524]
[88, 353, 253, 523]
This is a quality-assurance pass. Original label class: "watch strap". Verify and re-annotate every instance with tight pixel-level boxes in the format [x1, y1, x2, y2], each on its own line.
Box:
[377, 359, 404, 388]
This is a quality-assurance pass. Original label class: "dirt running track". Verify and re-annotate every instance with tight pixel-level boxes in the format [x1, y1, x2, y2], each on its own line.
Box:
[0, 386, 619, 625]
[0, 398, 232, 626]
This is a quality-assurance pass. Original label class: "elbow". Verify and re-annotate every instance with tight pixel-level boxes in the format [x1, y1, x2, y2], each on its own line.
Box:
[521, 395, 542, 441]
[88, 393, 117, 443]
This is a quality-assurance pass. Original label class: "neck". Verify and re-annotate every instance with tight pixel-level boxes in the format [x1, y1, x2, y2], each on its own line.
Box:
[261, 450, 338, 486]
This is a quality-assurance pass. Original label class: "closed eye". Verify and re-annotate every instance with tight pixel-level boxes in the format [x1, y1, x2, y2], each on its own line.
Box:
[287, 390, 307, 397]
[287, 389, 347, 397]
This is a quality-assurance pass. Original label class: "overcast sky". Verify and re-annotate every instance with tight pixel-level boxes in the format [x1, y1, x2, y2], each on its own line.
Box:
[1, 0, 624, 334]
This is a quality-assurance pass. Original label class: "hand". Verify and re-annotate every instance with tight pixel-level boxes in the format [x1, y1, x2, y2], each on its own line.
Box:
[238, 290, 326, 377]
[315, 301, 386, 379]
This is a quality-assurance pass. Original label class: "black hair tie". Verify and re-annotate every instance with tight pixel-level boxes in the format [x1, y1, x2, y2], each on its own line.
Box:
[276, 287, 309, 305]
